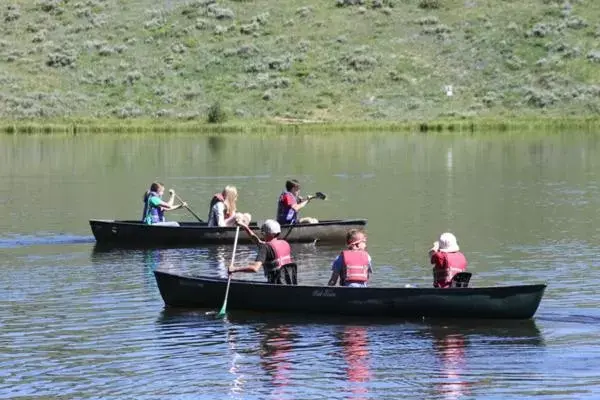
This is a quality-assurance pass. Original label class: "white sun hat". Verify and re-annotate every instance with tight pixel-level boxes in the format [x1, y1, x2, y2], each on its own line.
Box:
[438, 232, 460, 252]
[261, 219, 281, 235]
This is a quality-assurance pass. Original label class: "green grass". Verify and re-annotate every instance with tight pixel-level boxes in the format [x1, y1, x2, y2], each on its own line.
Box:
[3, 115, 600, 135]
[1, 0, 600, 129]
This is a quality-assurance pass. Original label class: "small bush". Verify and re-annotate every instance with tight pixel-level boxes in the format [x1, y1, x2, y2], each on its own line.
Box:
[418, 0, 440, 9]
[4, 5, 21, 22]
[416, 16, 439, 25]
[46, 51, 76, 68]
[207, 101, 227, 123]
[587, 51, 600, 63]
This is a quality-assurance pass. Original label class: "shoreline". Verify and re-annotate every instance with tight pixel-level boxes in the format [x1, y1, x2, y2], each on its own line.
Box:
[2, 115, 600, 135]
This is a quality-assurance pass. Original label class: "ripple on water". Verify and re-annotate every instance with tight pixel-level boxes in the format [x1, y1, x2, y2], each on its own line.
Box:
[0, 233, 94, 249]
[2, 236, 600, 398]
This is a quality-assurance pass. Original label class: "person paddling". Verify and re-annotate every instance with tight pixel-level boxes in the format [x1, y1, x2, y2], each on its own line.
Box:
[229, 219, 297, 285]
[208, 186, 238, 227]
[276, 179, 317, 225]
[142, 182, 186, 226]
[428, 232, 468, 288]
[328, 229, 372, 287]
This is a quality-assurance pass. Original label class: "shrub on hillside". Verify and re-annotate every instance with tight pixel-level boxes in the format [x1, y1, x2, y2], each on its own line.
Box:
[565, 17, 587, 29]
[4, 5, 21, 22]
[415, 16, 439, 25]
[296, 7, 312, 17]
[240, 21, 260, 35]
[336, 0, 366, 7]
[38, 0, 63, 14]
[208, 6, 234, 20]
[207, 101, 227, 123]
[46, 51, 76, 68]
[587, 51, 600, 63]
[525, 88, 558, 108]
[527, 23, 554, 38]
[418, 0, 440, 9]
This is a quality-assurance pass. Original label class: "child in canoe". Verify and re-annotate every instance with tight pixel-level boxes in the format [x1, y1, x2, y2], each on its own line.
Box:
[208, 185, 252, 227]
[142, 182, 186, 226]
[428, 232, 468, 288]
[229, 219, 297, 285]
[328, 229, 372, 287]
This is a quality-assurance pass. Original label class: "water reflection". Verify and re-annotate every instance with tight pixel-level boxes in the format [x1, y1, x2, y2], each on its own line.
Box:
[258, 324, 295, 398]
[425, 320, 543, 399]
[430, 325, 469, 400]
[143, 248, 175, 272]
[339, 326, 371, 400]
[205, 245, 230, 278]
[154, 309, 546, 398]
[208, 136, 227, 155]
[90, 244, 178, 292]
[225, 324, 246, 396]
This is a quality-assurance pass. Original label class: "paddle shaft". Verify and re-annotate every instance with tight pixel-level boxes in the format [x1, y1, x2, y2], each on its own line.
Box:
[218, 226, 240, 317]
[174, 193, 203, 223]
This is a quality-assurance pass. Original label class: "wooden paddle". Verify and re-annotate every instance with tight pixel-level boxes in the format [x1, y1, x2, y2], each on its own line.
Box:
[172, 192, 204, 223]
[217, 226, 240, 318]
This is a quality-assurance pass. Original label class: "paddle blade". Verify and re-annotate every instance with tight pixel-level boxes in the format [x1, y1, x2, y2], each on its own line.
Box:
[216, 301, 227, 317]
[217, 278, 231, 317]
[315, 191, 327, 200]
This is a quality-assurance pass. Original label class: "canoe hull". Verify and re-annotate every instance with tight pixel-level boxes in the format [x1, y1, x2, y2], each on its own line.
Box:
[154, 271, 547, 320]
[89, 218, 367, 247]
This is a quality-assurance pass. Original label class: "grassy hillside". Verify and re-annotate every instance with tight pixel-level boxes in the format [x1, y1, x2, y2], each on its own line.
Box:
[1, 0, 600, 125]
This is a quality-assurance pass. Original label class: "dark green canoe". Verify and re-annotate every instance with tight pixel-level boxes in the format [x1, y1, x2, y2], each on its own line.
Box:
[89, 218, 367, 247]
[154, 270, 547, 320]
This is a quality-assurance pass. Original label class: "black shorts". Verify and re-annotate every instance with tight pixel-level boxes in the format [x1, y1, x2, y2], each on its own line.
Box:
[266, 263, 298, 285]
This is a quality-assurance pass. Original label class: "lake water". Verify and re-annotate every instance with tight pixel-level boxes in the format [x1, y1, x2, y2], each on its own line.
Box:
[2, 132, 600, 399]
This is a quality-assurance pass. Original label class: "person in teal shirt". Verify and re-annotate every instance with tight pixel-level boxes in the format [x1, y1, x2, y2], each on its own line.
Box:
[142, 182, 186, 226]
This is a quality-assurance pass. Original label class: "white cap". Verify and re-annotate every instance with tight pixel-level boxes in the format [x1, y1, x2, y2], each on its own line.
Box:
[261, 219, 281, 235]
[438, 232, 460, 252]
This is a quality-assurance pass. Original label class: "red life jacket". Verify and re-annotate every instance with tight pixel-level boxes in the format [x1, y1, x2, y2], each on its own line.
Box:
[341, 250, 370, 283]
[432, 251, 467, 288]
[209, 193, 232, 218]
[267, 239, 293, 270]
[276, 191, 298, 225]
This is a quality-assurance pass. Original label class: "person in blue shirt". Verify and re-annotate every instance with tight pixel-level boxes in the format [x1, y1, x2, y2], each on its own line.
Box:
[276, 179, 316, 225]
[328, 229, 372, 287]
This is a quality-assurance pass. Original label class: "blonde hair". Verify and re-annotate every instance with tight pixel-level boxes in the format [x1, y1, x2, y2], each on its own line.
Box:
[223, 185, 238, 216]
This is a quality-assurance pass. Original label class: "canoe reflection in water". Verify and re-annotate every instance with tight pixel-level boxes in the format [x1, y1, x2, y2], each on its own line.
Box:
[339, 326, 371, 400]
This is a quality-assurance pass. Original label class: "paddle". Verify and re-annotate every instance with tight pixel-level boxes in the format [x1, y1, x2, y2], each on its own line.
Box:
[313, 191, 327, 200]
[171, 192, 204, 223]
[217, 226, 240, 318]
[303, 191, 326, 201]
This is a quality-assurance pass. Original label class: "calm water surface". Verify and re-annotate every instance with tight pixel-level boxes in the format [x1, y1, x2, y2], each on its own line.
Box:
[1, 132, 600, 399]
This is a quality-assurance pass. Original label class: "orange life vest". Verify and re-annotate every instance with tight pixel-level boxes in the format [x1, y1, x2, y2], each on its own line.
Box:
[341, 250, 370, 284]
